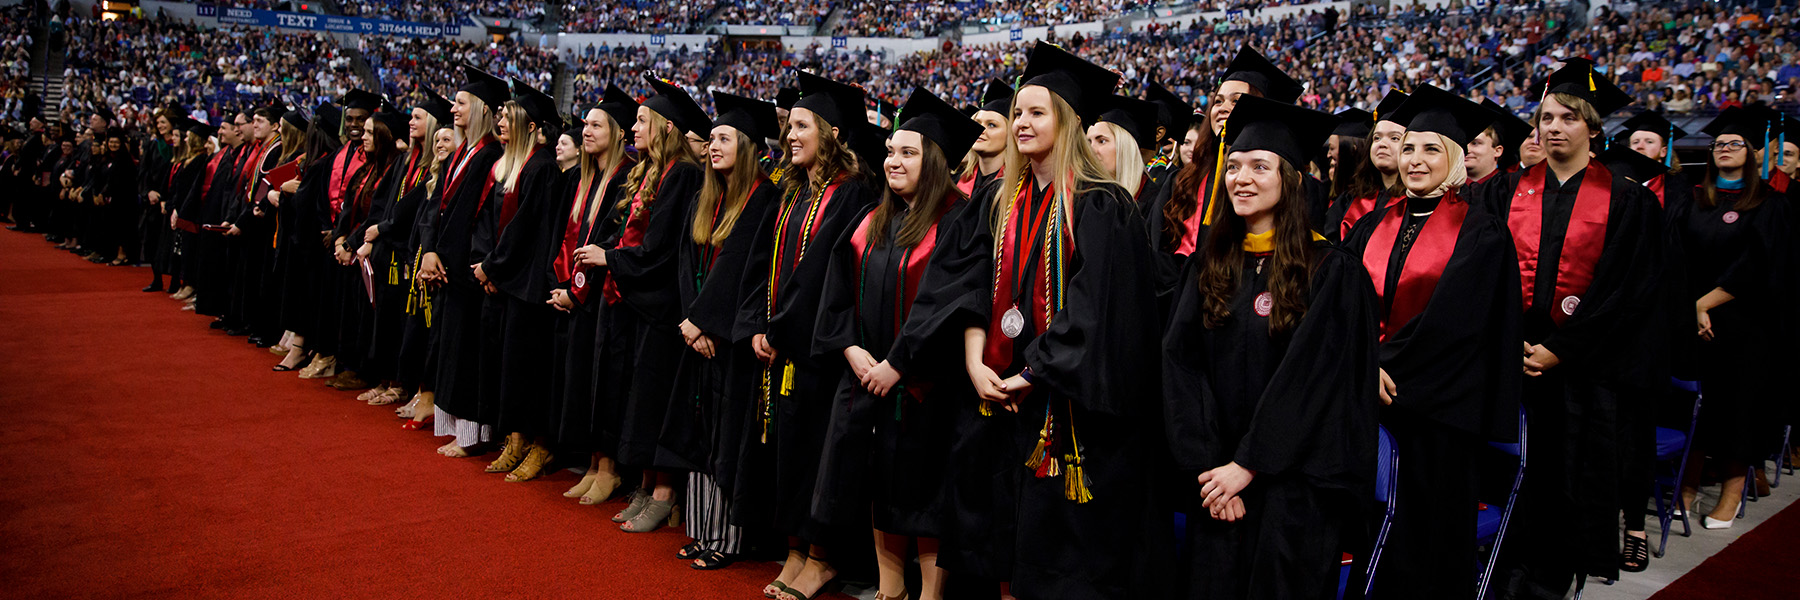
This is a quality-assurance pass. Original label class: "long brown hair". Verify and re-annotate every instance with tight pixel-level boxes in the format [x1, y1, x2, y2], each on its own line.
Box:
[618, 107, 693, 217]
[350, 116, 402, 210]
[1698, 144, 1767, 210]
[870, 135, 962, 248]
[693, 129, 766, 247]
[1164, 120, 1217, 249]
[1195, 158, 1314, 333]
[1331, 135, 1382, 199]
[786, 108, 858, 196]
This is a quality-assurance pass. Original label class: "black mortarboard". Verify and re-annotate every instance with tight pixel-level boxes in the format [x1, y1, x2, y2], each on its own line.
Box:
[1220, 45, 1303, 104]
[1019, 41, 1121, 126]
[458, 63, 510, 112]
[1597, 146, 1670, 185]
[896, 86, 984, 163]
[776, 87, 800, 111]
[189, 119, 218, 139]
[846, 121, 891, 174]
[712, 91, 779, 148]
[92, 105, 115, 123]
[979, 78, 1014, 115]
[1098, 94, 1161, 149]
[1537, 57, 1633, 118]
[870, 97, 898, 125]
[281, 109, 309, 131]
[371, 107, 410, 139]
[794, 70, 866, 129]
[339, 89, 383, 112]
[1701, 106, 1767, 150]
[1332, 108, 1374, 138]
[1386, 84, 1497, 149]
[1144, 80, 1192, 142]
[511, 77, 561, 136]
[1618, 110, 1688, 143]
[641, 75, 711, 137]
[1480, 99, 1531, 167]
[416, 86, 453, 126]
[314, 103, 342, 135]
[589, 84, 639, 131]
[1223, 95, 1337, 169]
[1374, 90, 1409, 124]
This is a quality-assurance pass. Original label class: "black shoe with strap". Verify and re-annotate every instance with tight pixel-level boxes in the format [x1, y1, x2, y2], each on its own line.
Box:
[1620, 534, 1650, 573]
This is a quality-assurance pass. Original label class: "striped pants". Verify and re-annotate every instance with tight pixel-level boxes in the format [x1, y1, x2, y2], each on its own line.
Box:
[685, 472, 743, 554]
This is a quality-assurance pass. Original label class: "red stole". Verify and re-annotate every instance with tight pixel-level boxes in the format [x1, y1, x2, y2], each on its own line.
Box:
[327, 146, 365, 219]
[559, 164, 622, 303]
[767, 178, 846, 308]
[1174, 173, 1211, 256]
[983, 180, 1064, 371]
[602, 165, 685, 305]
[1508, 161, 1613, 325]
[196, 150, 230, 206]
[956, 174, 976, 198]
[493, 146, 544, 231]
[850, 201, 946, 336]
[1645, 174, 1666, 207]
[1771, 170, 1792, 194]
[438, 136, 495, 211]
[1338, 191, 1391, 241]
[236, 140, 264, 200]
[1361, 192, 1470, 341]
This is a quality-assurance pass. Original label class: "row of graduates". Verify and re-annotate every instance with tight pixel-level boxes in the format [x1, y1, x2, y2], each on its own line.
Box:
[142, 39, 1793, 600]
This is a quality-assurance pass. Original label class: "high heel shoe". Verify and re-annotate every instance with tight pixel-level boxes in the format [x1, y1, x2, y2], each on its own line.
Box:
[400, 415, 434, 430]
[357, 386, 387, 402]
[272, 349, 313, 372]
[612, 488, 651, 523]
[1701, 515, 1734, 529]
[580, 472, 623, 505]
[564, 471, 598, 498]
[621, 498, 679, 533]
[297, 355, 337, 379]
[396, 393, 422, 419]
[484, 436, 526, 473]
[505, 444, 553, 482]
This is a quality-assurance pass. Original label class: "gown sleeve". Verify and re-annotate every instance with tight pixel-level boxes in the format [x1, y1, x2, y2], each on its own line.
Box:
[606, 161, 704, 319]
[1023, 186, 1159, 416]
[764, 180, 877, 358]
[688, 182, 780, 339]
[810, 207, 876, 361]
[884, 184, 996, 377]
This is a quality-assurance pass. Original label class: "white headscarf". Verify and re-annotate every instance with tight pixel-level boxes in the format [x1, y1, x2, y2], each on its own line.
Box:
[1403, 131, 1468, 198]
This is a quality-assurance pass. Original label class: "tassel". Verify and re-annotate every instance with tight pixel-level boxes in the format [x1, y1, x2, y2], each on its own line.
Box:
[1063, 458, 1093, 504]
[1203, 125, 1227, 226]
[1025, 435, 1049, 473]
[978, 399, 995, 417]
[779, 361, 796, 396]
[1665, 128, 1674, 168]
[760, 368, 774, 443]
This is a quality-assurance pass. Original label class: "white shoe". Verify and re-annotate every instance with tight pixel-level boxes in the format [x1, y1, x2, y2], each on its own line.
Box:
[1701, 515, 1734, 529]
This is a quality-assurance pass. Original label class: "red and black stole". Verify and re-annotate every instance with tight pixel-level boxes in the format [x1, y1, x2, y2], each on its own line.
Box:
[1509, 161, 1612, 325]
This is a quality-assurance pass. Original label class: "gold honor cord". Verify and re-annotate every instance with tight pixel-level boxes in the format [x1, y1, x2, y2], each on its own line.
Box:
[759, 181, 831, 443]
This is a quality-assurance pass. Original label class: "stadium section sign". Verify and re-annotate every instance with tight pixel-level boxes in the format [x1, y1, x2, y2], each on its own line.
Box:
[198, 4, 462, 38]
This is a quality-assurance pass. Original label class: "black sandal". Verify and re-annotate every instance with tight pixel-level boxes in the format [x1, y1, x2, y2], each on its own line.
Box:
[272, 348, 312, 372]
[691, 549, 734, 570]
[1620, 534, 1650, 573]
[676, 542, 705, 560]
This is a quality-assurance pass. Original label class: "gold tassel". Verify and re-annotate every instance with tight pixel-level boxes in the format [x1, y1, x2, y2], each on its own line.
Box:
[759, 368, 774, 443]
[1024, 431, 1049, 471]
[978, 399, 995, 417]
[779, 361, 796, 396]
[1063, 457, 1092, 504]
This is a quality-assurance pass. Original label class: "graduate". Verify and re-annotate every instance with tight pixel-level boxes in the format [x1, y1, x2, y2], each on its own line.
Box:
[1339, 84, 1521, 600]
[159, 119, 210, 305]
[1668, 107, 1791, 532]
[1615, 109, 1694, 211]
[1142, 79, 1192, 196]
[809, 87, 981, 600]
[733, 69, 878, 600]
[1322, 109, 1384, 243]
[418, 64, 509, 457]
[189, 112, 250, 325]
[330, 108, 410, 401]
[957, 79, 1012, 197]
[259, 111, 308, 357]
[305, 93, 380, 382]
[651, 90, 778, 567]
[585, 74, 708, 532]
[1466, 100, 1530, 185]
[367, 89, 451, 412]
[1324, 90, 1407, 241]
[1162, 93, 1379, 600]
[231, 104, 287, 347]
[469, 79, 566, 482]
[1479, 60, 1666, 598]
[547, 86, 636, 504]
[272, 106, 344, 373]
[1088, 94, 1158, 202]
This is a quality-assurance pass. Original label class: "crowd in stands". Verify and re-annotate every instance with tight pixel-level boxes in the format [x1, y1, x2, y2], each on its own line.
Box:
[560, 0, 715, 34]
[964, 0, 1145, 29]
[711, 0, 831, 27]
[831, 0, 967, 37]
[1570, 3, 1800, 114]
[362, 35, 557, 104]
[336, 0, 481, 24]
[566, 41, 716, 111]
[0, 6, 34, 122]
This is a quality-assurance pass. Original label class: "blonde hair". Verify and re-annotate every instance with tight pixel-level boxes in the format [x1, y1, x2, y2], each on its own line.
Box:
[1102, 121, 1146, 197]
[573, 109, 628, 230]
[491, 102, 538, 193]
[618, 108, 693, 215]
[455, 92, 496, 148]
[993, 88, 1116, 240]
[693, 129, 766, 247]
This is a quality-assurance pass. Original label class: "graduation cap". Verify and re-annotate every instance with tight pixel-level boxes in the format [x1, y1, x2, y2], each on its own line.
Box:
[511, 77, 562, 136]
[712, 91, 779, 148]
[415, 86, 453, 127]
[281, 109, 310, 132]
[775, 87, 800, 111]
[1144, 80, 1192, 142]
[1019, 41, 1121, 126]
[188, 118, 219, 139]
[1332, 108, 1374, 138]
[92, 105, 115, 123]
[588, 84, 639, 131]
[458, 63, 510, 112]
[258, 101, 290, 119]
[846, 120, 891, 174]
[896, 86, 984, 163]
[1220, 45, 1303, 104]
[640, 75, 711, 137]
[978, 78, 1014, 115]
[1701, 106, 1767, 150]
[1385, 84, 1497, 149]
[793, 70, 867, 130]
[1480, 99, 1532, 168]
[339, 89, 384, 112]
[1536, 57, 1633, 118]
[1098, 94, 1161, 149]
[1597, 146, 1670, 185]
[1223, 94, 1337, 169]
[1617, 110, 1688, 144]
[870, 97, 898, 125]
[371, 107, 411, 139]
[313, 103, 343, 135]
[1373, 90, 1409, 124]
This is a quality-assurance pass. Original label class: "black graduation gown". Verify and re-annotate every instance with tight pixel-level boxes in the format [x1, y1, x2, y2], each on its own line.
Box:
[162, 157, 208, 282]
[655, 179, 779, 488]
[602, 160, 705, 467]
[1341, 193, 1521, 600]
[350, 159, 414, 382]
[330, 154, 404, 375]
[367, 158, 432, 387]
[420, 139, 505, 421]
[550, 161, 631, 453]
[481, 148, 565, 437]
[279, 155, 338, 339]
[190, 144, 247, 319]
[810, 199, 964, 539]
[1669, 186, 1790, 463]
[1162, 241, 1379, 600]
[225, 142, 278, 337]
[1478, 163, 1665, 583]
[728, 176, 876, 539]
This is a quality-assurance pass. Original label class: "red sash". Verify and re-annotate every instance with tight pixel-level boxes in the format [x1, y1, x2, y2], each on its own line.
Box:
[1174, 173, 1211, 256]
[1361, 192, 1470, 341]
[1338, 191, 1391, 241]
[327, 146, 365, 219]
[983, 181, 1064, 371]
[493, 146, 545, 231]
[1508, 162, 1613, 325]
[850, 202, 945, 336]
[767, 178, 846, 308]
[1645, 174, 1666, 207]
[1771, 170, 1791, 194]
[197, 150, 229, 204]
[235, 140, 264, 201]
[956, 175, 976, 198]
[602, 165, 687, 304]
[438, 137, 495, 211]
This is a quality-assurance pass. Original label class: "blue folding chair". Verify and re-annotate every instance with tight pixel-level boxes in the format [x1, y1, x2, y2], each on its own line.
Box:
[1650, 378, 1704, 557]
[1476, 408, 1528, 599]
[1352, 425, 1400, 598]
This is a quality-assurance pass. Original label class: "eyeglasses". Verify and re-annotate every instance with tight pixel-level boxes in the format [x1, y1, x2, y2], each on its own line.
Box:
[1710, 140, 1747, 151]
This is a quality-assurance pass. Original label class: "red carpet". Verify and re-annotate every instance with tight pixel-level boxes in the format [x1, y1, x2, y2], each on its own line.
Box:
[1649, 498, 1800, 599]
[0, 230, 818, 599]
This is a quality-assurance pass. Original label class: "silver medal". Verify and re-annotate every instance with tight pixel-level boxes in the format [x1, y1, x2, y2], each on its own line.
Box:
[1001, 305, 1025, 339]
